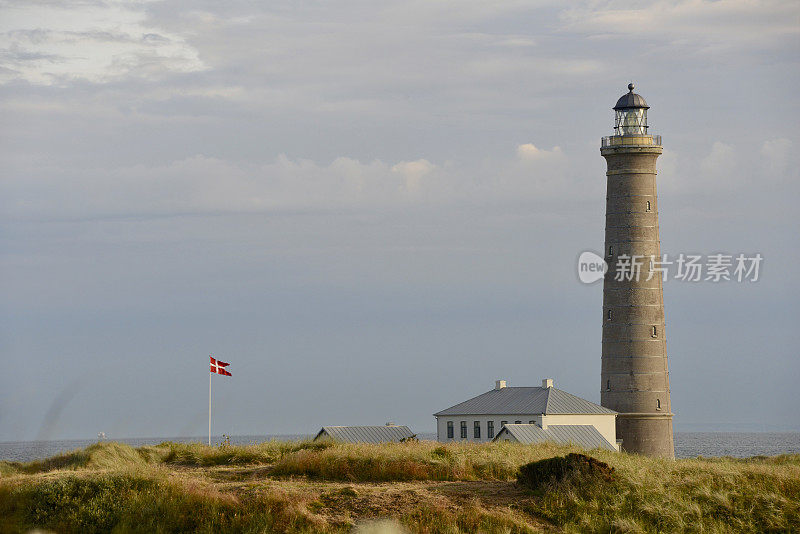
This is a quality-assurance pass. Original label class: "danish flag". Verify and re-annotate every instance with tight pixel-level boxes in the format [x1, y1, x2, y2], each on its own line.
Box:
[210, 356, 232, 376]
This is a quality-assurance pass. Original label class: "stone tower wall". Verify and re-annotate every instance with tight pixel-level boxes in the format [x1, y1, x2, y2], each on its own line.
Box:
[600, 144, 675, 459]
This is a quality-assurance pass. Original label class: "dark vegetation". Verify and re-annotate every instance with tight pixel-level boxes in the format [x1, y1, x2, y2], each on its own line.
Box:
[516, 453, 616, 492]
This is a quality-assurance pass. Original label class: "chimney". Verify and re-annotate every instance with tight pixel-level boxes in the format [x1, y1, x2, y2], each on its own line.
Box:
[495, 380, 507, 390]
[542, 378, 553, 388]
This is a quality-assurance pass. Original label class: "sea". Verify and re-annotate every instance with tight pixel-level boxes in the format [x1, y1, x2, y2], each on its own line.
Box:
[2, 432, 800, 463]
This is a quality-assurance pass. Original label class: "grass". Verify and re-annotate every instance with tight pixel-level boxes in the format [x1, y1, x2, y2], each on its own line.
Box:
[1, 440, 798, 533]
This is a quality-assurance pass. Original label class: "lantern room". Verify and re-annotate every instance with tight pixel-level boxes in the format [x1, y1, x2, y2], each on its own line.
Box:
[601, 83, 660, 149]
[614, 83, 650, 135]
[614, 83, 649, 135]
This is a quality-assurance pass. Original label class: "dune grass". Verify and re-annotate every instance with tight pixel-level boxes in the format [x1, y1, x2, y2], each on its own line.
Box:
[1, 440, 798, 533]
[270, 441, 572, 481]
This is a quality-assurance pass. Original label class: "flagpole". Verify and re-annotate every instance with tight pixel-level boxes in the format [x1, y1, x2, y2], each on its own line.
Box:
[208, 364, 212, 446]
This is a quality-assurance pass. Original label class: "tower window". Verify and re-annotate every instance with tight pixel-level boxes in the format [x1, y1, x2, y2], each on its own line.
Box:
[447, 421, 454, 439]
[607, 309, 612, 321]
[652, 326, 658, 338]
[657, 399, 662, 410]
[608, 245, 613, 257]
[646, 201, 651, 212]
[607, 379, 611, 390]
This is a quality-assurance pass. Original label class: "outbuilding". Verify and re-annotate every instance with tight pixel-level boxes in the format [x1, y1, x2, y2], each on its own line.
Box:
[492, 424, 617, 451]
[312, 424, 416, 443]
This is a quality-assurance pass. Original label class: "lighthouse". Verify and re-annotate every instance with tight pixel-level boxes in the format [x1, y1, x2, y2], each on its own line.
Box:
[600, 83, 675, 458]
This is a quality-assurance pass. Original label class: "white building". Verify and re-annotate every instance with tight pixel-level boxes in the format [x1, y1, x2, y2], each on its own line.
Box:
[434, 379, 619, 451]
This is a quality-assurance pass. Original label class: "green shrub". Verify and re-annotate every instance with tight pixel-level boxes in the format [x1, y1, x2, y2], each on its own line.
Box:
[158, 439, 333, 467]
[516, 453, 616, 492]
[0, 472, 321, 534]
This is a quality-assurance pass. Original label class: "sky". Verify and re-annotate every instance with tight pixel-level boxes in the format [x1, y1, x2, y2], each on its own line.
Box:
[1, 0, 798, 441]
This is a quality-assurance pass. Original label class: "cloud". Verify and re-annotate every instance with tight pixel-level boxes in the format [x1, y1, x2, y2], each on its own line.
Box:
[660, 138, 799, 199]
[700, 141, 737, 178]
[0, 1, 205, 85]
[1, 145, 588, 220]
[391, 159, 437, 194]
[760, 138, 793, 177]
[516, 143, 563, 161]
[559, 0, 800, 53]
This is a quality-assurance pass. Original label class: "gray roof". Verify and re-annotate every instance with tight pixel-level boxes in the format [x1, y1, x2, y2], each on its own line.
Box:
[493, 424, 617, 451]
[614, 83, 649, 110]
[313, 425, 416, 443]
[434, 387, 616, 416]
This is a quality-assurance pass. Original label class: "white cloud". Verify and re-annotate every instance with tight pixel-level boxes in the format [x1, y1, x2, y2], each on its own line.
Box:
[560, 0, 799, 53]
[661, 138, 799, 197]
[391, 159, 437, 194]
[700, 141, 737, 178]
[760, 138, 793, 177]
[1, 145, 589, 220]
[517, 143, 563, 161]
[0, 1, 205, 85]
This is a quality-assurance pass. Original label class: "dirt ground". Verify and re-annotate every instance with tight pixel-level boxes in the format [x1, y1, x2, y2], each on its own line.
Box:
[182, 465, 555, 531]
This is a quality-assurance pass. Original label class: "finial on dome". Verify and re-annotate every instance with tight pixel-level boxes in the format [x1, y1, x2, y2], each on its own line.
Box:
[628, 82, 635, 92]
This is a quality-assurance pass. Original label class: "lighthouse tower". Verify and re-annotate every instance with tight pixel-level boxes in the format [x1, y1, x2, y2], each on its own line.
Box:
[600, 83, 674, 458]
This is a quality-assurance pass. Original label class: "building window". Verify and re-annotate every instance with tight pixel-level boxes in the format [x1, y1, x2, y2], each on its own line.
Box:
[657, 399, 662, 410]
[460, 421, 467, 439]
[646, 201, 651, 212]
[608, 245, 613, 257]
[607, 309, 612, 321]
[447, 421, 454, 439]
[652, 325, 658, 338]
[607, 379, 611, 390]
[473, 421, 481, 439]
[500, 420, 507, 429]
[529, 420, 535, 424]
[487, 421, 494, 438]
[515, 420, 522, 424]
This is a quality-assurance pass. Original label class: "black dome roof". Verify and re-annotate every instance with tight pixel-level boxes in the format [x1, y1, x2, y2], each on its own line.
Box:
[614, 83, 649, 110]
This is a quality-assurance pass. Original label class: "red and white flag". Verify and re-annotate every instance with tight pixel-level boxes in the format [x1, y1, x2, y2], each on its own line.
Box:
[210, 356, 232, 376]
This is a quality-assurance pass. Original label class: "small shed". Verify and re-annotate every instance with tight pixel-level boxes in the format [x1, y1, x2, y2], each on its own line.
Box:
[313, 425, 416, 444]
[492, 424, 617, 451]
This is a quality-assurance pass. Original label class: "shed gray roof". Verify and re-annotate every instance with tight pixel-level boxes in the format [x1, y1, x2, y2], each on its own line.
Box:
[433, 387, 615, 416]
[313, 425, 416, 443]
[493, 424, 617, 451]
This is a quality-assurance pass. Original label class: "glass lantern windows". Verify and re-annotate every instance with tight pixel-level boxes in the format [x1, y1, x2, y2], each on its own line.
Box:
[614, 108, 648, 136]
